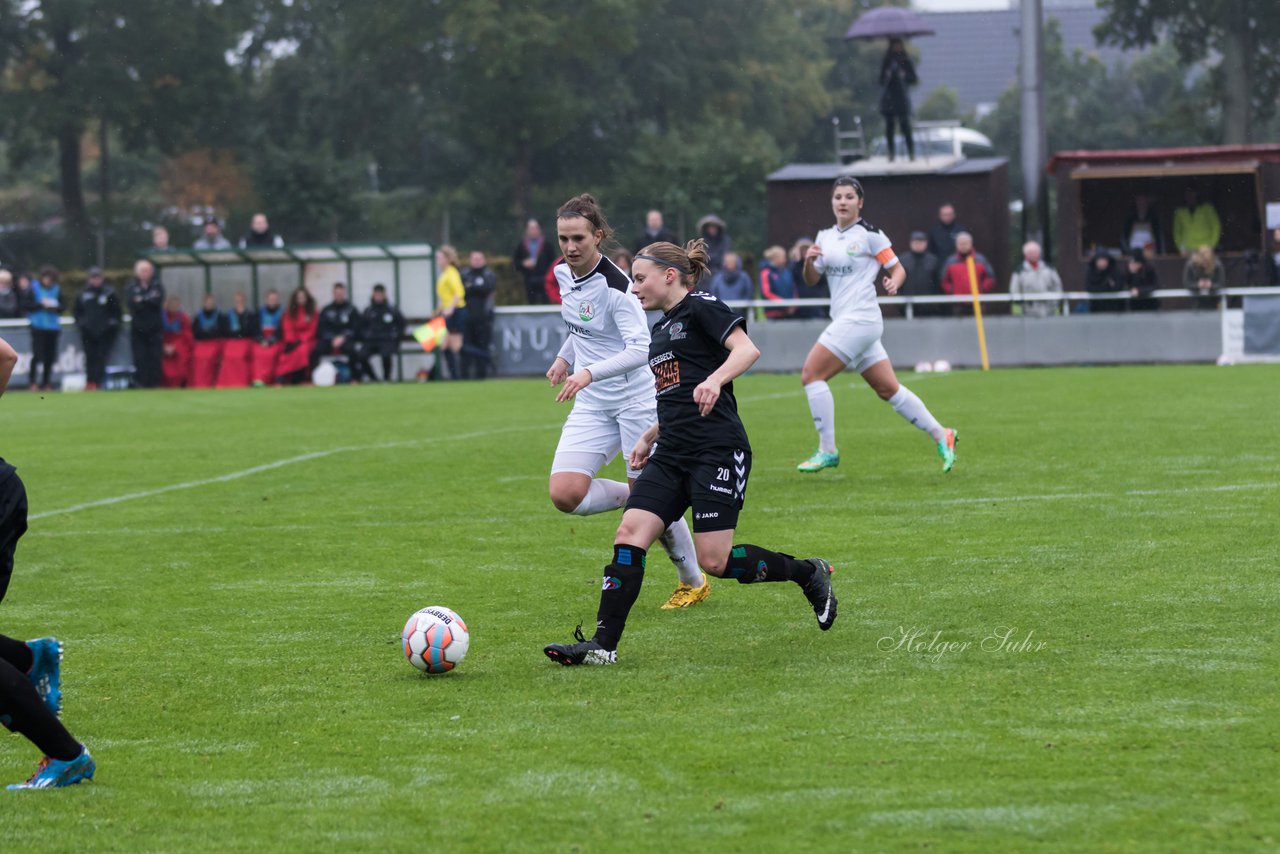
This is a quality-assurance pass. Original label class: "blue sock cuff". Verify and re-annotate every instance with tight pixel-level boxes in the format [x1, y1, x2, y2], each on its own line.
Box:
[612, 544, 647, 571]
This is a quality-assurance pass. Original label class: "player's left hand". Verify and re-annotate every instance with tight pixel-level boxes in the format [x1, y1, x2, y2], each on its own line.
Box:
[882, 275, 901, 295]
[628, 438, 653, 470]
[693, 379, 721, 416]
[555, 369, 592, 402]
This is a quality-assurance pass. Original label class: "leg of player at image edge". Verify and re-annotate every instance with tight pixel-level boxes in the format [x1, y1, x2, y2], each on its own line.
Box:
[543, 545, 835, 666]
[0, 636, 95, 790]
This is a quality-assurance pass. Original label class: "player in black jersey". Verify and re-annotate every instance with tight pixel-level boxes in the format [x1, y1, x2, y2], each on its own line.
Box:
[0, 337, 95, 788]
[544, 240, 837, 666]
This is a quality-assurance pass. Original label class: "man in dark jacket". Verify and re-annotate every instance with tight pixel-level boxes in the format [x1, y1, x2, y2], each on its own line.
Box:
[899, 231, 940, 316]
[461, 251, 497, 380]
[927, 204, 964, 269]
[360, 284, 406, 382]
[125, 260, 165, 388]
[313, 282, 363, 382]
[73, 267, 122, 390]
[631, 210, 678, 254]
[513, 219, 554, 305]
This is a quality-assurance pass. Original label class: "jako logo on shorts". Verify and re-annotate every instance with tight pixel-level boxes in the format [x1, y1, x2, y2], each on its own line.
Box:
[602, 576, 622, 591]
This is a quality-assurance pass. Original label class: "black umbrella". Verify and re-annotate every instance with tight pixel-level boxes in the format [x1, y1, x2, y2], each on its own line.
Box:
[844, 5, 935, 40]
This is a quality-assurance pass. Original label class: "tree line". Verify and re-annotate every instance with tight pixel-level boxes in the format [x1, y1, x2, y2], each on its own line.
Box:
[0, 0, 1273, 271]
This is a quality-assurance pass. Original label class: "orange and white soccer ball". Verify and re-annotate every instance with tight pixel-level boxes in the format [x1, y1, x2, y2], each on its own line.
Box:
[402, 606, 470, 673]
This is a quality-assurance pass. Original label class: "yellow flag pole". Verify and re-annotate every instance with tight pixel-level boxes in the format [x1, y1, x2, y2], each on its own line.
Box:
[965, 255, 990, 371]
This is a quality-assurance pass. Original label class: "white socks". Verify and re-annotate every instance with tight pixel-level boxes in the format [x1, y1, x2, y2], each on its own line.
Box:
[570, 478, 629, 516]
[658, 518, 703, 586]
[888, 385, 945, 442]
[804, 381, 838, 453]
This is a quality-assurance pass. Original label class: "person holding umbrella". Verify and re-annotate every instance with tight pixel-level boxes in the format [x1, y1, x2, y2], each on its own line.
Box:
[880, 38, 917, 161]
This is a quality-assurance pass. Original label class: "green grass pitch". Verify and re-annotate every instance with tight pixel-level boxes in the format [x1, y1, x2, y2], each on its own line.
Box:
[1, 365, 1277, 851]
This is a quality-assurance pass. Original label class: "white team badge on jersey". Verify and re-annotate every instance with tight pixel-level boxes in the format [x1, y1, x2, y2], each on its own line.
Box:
[846, 241, 862, 257]
[667, 321, 687, 341]
[578, 301, 595, 322]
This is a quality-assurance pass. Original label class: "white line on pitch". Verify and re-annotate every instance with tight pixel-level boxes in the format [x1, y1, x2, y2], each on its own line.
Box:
[30, 423, 557, 521]
[931, 481, 1276, 506]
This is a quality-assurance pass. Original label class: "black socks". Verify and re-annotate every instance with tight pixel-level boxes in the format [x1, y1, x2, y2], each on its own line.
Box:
[0, 634, 34, 673]
[593, 544, 646, 652]
[724, 544, 813, 585]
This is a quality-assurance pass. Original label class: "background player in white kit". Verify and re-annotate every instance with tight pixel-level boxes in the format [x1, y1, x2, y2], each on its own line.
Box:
[544, 194, 707, 609]
[797, 176, 957, 473]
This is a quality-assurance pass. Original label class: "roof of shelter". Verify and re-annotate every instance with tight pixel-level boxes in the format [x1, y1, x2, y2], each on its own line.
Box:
[768, 157, 1007, 183]
[912, 6, 1132, 111]
[143, 242, 434, 267]
[1047, 145, 1280, 174]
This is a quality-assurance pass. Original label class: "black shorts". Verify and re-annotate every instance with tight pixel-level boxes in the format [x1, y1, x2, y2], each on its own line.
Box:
[445, 308, 469, 334]
[626, 448, 750, 533]
[0, 472, 29, 606]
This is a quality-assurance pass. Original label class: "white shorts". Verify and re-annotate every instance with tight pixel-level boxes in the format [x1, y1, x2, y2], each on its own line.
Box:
[818, 316, 889, 374]
[552, 403, 656, 480]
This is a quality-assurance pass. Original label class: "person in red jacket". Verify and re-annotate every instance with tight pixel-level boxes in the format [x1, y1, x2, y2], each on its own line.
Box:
[277, 287, 318, 384]
[161, 297, 194, 388]
[938, 232, 995, 315]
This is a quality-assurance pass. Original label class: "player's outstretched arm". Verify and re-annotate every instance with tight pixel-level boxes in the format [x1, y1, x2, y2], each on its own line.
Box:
[0, 337, 17, 398]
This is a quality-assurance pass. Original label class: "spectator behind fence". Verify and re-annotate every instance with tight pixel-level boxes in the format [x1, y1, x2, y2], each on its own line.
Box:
[240, 212, 284, 249]
[13, 273, 35, 318]
[790, 238, 829, 319]
[543, 256, 564, 304]
[73, 266, 122, 390]
[0, 271, 21, 319]
[362, 284, 406, 383]
[1183, 246, 1224, 309]
[277, 287, 317, 384]
[151, 225, 170, 252]
[696, 214, 731, 276]
[1173, 187, 1220, 256]
[1268, 227, 1280, 286]
[161, 296, 193, 388]
[1083, 248, 1122, 313]
[434, 245, 465, 380]
[1122, 194, 1165, 255]
[252, 289, 285, 386]
[126, 259, 164, 388]
[760, 246, 796, 319]
[514, 218, 554, 305]
[27, 265, 62, 391]
[610, 249, 633, 278]
[927, 203, 963, 268]
[190, 293, 224, 388]
[899, 230, 939, 316]
[216, 291, 257, 388]
[193, 217, 232, 250]
[879, 38, 917, 161]
[631, 210, 678, 255]
[708, 252, 752, 318]
[314, 282, 364, 383]
[460, 252, 496, 380]
[939, 232, 995, 315]
[1124, 249, 1159, 312]
[1008, 240, 1063, 317]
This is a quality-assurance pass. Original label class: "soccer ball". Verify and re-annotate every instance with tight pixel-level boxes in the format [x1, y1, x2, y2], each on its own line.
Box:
[402, 606, 470, 673]
[914, 360, 934, 373]
[932, 359, 952, 373]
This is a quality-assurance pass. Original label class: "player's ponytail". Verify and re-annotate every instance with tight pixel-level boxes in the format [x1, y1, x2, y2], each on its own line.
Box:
[682, 239, 710, 286]
[636, 239, 708, 290]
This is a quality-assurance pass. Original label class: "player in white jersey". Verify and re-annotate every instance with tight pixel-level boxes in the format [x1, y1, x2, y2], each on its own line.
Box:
[544, 194, 708, 609]
[796, 176, 957, 473]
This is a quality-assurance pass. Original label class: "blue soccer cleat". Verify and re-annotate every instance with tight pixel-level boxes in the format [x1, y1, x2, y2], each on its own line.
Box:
[7, 747, 95, 790]
[25, 637, 63, 718]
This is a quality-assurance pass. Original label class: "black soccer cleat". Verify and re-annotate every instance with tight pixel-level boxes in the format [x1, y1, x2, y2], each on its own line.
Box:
[801, 558, 838, 631]
[543, 625, 617, 666]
